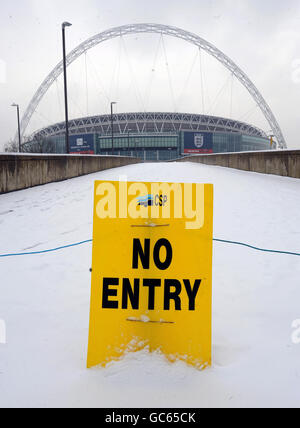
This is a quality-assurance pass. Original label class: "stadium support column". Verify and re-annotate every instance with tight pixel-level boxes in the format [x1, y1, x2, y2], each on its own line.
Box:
[111, 102, 117, 155]
[62, 22, 72, 154]
[11, 103, 21, 152]
[127, 128, 132, 153]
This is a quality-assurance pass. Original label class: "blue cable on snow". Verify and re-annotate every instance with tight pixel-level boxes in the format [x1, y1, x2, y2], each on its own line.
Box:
[213, 239, 300, 257]
[0, 240, 93, 258]
[0, 238, 299, 258]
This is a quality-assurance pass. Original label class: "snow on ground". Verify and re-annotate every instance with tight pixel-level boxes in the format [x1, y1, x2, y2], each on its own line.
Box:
[0, 162, 300, 408]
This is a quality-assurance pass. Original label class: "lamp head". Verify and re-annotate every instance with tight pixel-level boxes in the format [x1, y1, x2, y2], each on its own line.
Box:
[62, 22, 72, 29]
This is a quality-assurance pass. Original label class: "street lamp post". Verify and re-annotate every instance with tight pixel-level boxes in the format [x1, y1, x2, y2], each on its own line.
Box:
[110, 102, 117, 155]
[11, 103, 21, 152]
[62, 21, 72, 154]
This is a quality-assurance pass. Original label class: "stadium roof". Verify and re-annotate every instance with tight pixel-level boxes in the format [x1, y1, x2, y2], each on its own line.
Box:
[30, 112, 268, 141]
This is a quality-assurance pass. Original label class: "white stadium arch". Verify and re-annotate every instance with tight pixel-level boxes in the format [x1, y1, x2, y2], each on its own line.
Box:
[19, 23, 287, 148]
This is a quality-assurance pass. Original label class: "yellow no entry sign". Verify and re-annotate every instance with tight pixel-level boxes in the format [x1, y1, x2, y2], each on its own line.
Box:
[87, 181, 213, 369]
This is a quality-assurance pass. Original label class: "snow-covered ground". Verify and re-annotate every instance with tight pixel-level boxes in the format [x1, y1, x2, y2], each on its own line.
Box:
[0, 162, 299, 408]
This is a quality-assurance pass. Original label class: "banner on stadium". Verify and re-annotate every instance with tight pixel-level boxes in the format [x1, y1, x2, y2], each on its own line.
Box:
[69, 134, 95, 154]
[183, 132, 213, 154]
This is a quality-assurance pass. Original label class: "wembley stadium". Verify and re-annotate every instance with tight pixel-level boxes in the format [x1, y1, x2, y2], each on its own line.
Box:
[24, 112, 271, 161]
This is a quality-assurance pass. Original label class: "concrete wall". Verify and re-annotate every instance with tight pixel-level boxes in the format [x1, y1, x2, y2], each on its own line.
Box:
[0, 154, 141, 194]
[177, 150, 300, 179]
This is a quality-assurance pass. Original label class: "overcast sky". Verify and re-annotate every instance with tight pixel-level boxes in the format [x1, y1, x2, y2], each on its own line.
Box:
[1, 0, 300, 150]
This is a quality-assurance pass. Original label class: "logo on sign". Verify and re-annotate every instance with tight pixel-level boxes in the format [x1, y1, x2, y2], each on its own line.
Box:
[137, 195, 154, 207]
[194, 134, 204, 149]
[76, 138, 84, 146]
[96, 182, 204, 229]
[137, 194, 168, 207]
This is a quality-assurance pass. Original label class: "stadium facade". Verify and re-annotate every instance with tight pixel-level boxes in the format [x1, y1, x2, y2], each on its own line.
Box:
[25, 112, 272, 160]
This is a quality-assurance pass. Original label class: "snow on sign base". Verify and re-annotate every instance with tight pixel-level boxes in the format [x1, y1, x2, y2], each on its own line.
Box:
[87, 181, 213, 369]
